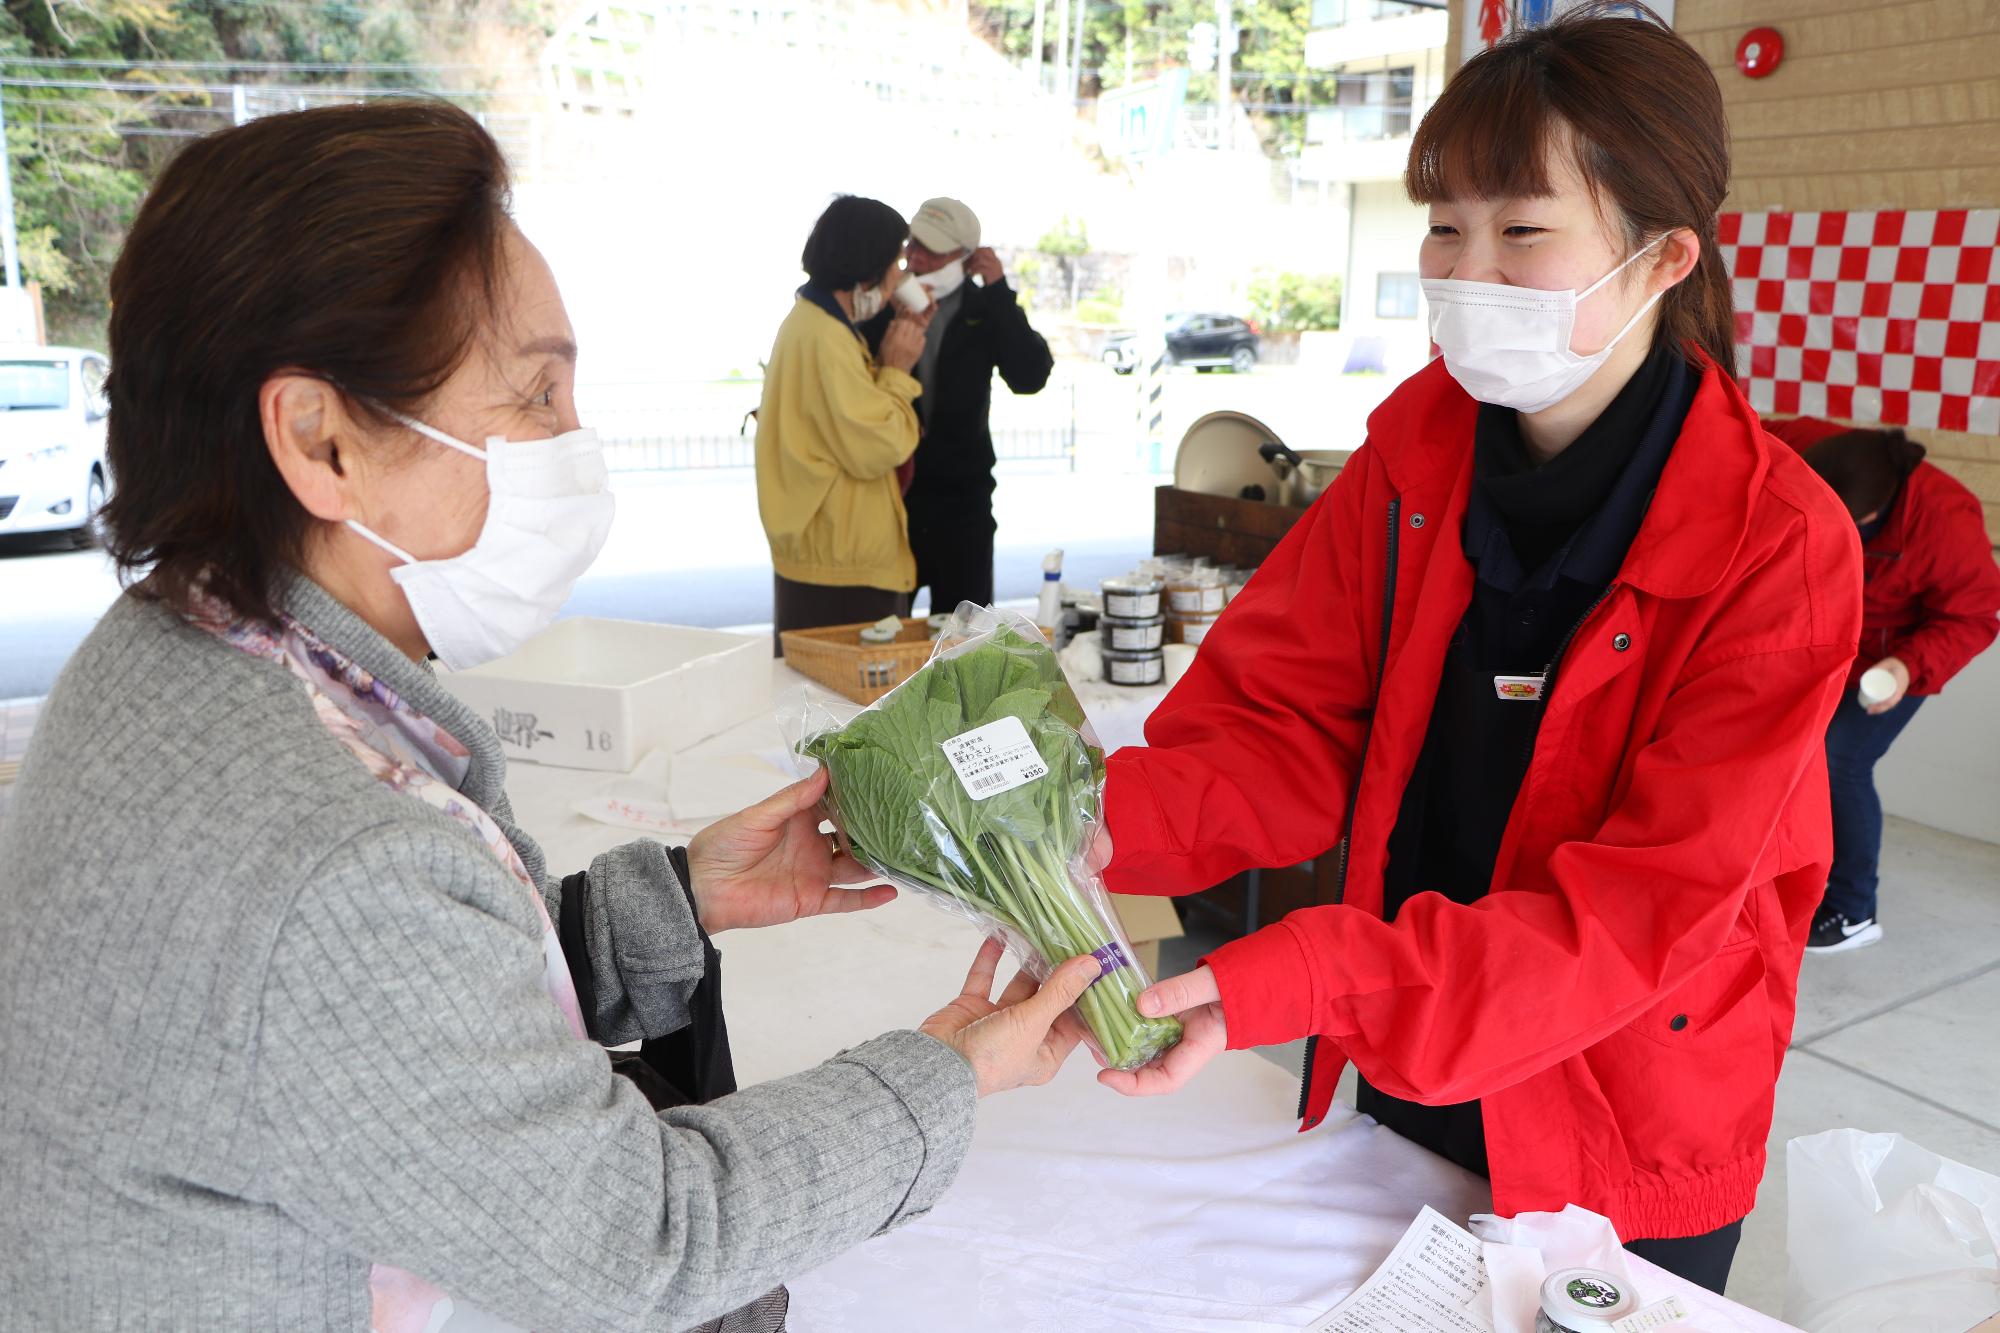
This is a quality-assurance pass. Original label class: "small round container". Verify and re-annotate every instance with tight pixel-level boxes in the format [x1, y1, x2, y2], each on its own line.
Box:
[1102, 647, 1165, 686]
[1172, 614, 1222, 646]
[1100, 615, 1166, 652]
[1536, 1268, 1638, 1333]
[858, 622, 901, 645]
[1166, 572, 1227, 615]
[1102, 574, 1165, 620]
[1858, 665, 1898, 707]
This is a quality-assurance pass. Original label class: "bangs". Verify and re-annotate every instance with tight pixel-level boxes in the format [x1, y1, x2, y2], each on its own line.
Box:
[1404, 52, 1593, 205]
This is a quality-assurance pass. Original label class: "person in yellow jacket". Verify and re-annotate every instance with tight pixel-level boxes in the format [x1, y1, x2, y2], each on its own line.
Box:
[757, 195, 933, 649]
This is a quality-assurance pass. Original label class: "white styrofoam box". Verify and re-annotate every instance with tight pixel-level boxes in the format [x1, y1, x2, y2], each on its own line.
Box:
[439, 618, 770, 772]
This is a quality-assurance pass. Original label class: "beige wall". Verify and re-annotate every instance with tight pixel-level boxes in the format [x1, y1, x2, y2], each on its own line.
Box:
[1681, 0, 2000, 542]
[1445, 1, 2000, 542]
[1344, 179, 1435, 378]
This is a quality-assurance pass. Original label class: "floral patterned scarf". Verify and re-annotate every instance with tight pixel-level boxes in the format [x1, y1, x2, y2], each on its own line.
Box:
[190, 590, 584, 1333]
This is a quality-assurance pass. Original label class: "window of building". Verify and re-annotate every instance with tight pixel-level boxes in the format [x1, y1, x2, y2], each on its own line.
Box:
[1376, 272, 1420, 319]
[1331, 64, 1416, 141]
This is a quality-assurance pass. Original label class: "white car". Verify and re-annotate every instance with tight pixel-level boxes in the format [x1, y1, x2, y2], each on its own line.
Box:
[0, 344, 111, 545]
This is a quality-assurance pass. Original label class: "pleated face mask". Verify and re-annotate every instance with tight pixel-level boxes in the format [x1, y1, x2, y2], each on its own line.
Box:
[1422, 234, 1665, 414]
[346, 413, 615, 671]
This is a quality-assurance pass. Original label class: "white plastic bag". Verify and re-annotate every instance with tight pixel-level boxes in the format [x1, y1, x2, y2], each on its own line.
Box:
[1785, 1129, 2000, 1332]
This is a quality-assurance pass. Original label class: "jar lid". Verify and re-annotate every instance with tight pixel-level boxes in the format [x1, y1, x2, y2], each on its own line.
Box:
[1099, 614, 1165, 629]
[1101, 647, 1165, 662]
[1102, 574, 1165, 596]
[1540, 1268, 1637, 1330]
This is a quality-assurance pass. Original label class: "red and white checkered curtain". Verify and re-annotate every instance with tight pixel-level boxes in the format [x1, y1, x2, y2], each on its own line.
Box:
[1718, 208, 2000, 434]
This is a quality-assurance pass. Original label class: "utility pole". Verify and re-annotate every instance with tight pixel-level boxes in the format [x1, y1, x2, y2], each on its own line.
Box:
[1054, 0, 1071, 106]
[1071, 0, 1087, 105]
[0, 83, 21, 289]
[1216, 0, 1233, 151]
[1031, 0, 1047, 93]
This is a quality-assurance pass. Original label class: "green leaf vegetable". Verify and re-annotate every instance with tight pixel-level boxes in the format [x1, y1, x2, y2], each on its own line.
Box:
[800, 624, 1182, 1071]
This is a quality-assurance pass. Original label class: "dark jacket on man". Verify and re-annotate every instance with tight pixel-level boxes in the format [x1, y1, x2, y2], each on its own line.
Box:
[860, 277, 1053, 504]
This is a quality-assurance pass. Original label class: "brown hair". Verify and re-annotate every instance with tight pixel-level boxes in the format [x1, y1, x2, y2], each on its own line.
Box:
[1804, 428, 1927, 521]
[1405, 4, 1734, 371]
[100, 99, 512, 625]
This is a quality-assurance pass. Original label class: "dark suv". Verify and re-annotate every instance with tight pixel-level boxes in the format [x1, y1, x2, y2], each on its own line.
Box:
[1105, 313, 1261, 374]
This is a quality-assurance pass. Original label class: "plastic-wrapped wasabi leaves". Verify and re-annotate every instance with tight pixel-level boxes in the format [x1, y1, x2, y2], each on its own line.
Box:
[798, 614, 1181, 1072]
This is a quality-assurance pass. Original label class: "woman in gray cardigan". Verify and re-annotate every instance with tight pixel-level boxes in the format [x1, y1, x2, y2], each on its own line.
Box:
[0, 102, 1101, 1331]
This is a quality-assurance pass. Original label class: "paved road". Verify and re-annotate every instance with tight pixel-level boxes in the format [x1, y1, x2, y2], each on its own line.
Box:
[0, 465, 1163, 699]
[0, 364, 1397, 700]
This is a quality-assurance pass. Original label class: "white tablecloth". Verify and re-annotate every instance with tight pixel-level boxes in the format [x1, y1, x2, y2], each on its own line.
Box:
[787, 1052, 1491, 1332]
[501, 662, 1797, 1333]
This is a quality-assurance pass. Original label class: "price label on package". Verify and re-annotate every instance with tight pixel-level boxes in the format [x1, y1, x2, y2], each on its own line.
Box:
[942, 716, 1049, 801]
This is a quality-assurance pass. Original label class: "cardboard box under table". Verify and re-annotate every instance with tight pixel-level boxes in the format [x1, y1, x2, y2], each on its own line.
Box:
[439, 617, 769, 773]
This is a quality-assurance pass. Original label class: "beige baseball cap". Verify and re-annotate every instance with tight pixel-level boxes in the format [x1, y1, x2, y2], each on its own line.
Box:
[910, 197, 980, 253]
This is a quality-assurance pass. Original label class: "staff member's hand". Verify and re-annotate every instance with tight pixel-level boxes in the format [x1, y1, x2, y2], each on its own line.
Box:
[966, 247, 1004, 286]
[878, 308, 930, 374]
[1097, 964, 1228, 1097]
[922, 939, 1098, 1096]
[686, 770, 897, 932]
[1864, 655, 1911, 714]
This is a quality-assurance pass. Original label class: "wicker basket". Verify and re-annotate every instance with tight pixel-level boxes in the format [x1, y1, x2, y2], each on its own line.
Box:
[780, 617, 940, 704]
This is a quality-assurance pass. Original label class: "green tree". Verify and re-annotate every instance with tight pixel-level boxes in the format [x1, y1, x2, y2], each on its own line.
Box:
[1, 0, 551, 346]
[1246, 269, 1340, 332]
[972, 0, 1378, 157]
[1035, 214, 1089, 312]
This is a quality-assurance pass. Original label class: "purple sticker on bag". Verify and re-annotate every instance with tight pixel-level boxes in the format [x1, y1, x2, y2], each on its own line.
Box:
[1090, 941, 1132, 978]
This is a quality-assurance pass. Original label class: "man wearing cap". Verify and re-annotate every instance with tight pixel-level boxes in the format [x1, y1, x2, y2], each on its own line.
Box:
[860, 197, 1054, 613]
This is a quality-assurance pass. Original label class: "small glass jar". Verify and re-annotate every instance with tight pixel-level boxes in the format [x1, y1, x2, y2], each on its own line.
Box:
[1165, 571, 1226, 615]
[1171, 613, 1222, 646]
[1102, 647, 1165, 686]
[1100, 615, 1166, 651]
[1102, 574, 1165, 620]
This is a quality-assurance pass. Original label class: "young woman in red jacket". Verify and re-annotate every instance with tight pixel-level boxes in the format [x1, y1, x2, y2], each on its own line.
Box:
[1093, 12, 1860, 1293]
[1769, 418, 2000, 953]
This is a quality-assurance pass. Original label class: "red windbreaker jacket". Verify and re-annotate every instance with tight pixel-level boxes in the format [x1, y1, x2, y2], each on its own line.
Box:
[1103, 355, 1862, 1240]
[1767, 417, 2000, 697]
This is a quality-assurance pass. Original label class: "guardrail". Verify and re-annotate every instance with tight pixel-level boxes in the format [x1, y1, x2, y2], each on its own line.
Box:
[581, 374, 1079, 472]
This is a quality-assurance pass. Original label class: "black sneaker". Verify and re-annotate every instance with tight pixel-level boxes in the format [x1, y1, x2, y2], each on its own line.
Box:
[1806, 908, 1883, 953]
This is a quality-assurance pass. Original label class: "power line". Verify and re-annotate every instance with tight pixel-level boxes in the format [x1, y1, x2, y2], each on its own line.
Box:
[0, 56, 535, 73]
[18, 123, 206, 138]
[0, 75, 523, 98]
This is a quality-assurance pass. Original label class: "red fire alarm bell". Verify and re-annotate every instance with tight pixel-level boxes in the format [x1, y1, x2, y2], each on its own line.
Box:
[1736, 27, 1783, 79]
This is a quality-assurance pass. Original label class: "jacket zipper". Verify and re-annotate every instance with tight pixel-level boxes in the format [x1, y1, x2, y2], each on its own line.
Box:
[1298, 495, 1402, 1121]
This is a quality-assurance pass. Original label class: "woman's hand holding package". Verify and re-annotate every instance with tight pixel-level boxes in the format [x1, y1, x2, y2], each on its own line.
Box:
[1097, 964, 1228, 1097]
[921, 939, 1099, 1097]
[685, 770, 897, 932]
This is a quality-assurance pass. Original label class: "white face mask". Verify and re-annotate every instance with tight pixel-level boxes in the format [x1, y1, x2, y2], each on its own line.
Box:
[345, 413, 615, 671]
[852, 282, 887, 323]
[917, 258, 967, 301]
[1422, 235, 1666, 414]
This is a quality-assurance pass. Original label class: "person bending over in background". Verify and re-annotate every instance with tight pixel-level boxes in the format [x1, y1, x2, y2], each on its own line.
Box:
[1770, 417, 2000, 953]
